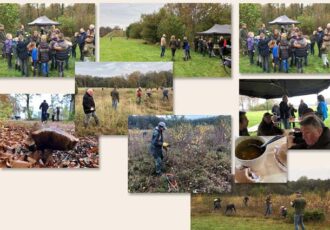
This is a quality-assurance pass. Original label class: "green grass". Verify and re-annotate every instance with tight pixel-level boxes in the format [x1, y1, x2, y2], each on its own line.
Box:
[192, 214, 330, 230]
[100, 37, 230, 78]
[246, 106, 330, 128]
[0, 54, 77, 78]
[239, 49, 330, 74]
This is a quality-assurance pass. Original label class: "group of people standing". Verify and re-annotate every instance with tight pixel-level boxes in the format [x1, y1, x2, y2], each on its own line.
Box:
[240, 23, 330, 73]
[39, 99, 61, 123]
[0, 23, 95, 77]
[194, 36, 231, 59]
[160, 34, 191, 61]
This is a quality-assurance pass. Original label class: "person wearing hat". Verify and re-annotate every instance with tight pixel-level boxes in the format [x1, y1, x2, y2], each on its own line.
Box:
[83, 88, 99, 128]
[291, 191, 306, 230]
[257, 112, 283, 136]
[149, 121, 167, 175]
[160, 34, 166, 58]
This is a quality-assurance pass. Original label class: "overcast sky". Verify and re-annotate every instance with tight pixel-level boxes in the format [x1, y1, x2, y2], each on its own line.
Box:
[289, 153, 330, 181]
[99, 3, 165, 29]
[75, 62, 172, 78]
[241, 87, 330, 110]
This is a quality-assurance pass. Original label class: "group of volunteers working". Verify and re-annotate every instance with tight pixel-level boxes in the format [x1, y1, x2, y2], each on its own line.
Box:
[240, 22, 330, 73]
[239, 94, 330, 149]
[82, 87, 170, 128]
[159, 34, 231, 61]
[213, 192, 307, 230]
[38, 99, 61, 123]
[0, 23, 95, 77]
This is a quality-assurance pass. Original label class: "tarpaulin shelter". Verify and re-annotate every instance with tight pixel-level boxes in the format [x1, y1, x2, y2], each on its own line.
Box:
[240, 79, 330, 99]
[196, 24, 231, 35]
[28, 16, 61, 26]
[268, 15, 300, 25]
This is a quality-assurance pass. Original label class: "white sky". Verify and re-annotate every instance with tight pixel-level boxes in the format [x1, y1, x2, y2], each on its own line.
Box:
[242, 88, 330, 110]
[12, 94, 66, 118]
[289, 152, 330, 181]
[75, 62, 172, 78]
[99, 3, 165, 29]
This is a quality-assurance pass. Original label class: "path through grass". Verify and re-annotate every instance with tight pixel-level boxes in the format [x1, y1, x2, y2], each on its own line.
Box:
[100, 37, 230, 78]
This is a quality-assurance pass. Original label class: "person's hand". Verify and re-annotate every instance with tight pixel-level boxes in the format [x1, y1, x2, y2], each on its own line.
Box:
[235, 167, 260, 183]
[90, 107, 94, 111]
[287, 134, 296, 149]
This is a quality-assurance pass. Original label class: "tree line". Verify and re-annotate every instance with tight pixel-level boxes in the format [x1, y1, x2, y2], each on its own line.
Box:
[76, 71, 173, 88]
[232, 177, 330, 196]
[240, 3, 330, 35]
[128, 115, 231, 130]
[0, 3, 95, 37]
[122, 3, 231, 43]
[0, 94, 74, 121]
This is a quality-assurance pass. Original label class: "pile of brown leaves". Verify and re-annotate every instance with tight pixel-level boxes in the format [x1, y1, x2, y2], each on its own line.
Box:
[0, 122, 99, 168]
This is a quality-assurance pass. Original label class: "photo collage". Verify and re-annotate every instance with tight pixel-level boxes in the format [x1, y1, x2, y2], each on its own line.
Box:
[0, 2, 329, 230]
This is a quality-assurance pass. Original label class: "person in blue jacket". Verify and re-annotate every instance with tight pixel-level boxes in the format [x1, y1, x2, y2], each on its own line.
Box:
[149, 122, 167, 176]
[317, 94, 328, 121]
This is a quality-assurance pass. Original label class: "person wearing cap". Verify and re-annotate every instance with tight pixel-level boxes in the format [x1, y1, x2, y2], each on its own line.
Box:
[83, 88, 99, 128]
[291, 191, 306, 230]
[149, 121, 167, 175]
[160, 34, 166, 58]
[257, 112, 283, 136]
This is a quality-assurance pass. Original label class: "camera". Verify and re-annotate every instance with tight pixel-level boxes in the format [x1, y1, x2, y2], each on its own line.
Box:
[293, 131, 305, 144]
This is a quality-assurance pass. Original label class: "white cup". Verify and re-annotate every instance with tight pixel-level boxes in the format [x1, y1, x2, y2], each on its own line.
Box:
[235, 136, 267, 168]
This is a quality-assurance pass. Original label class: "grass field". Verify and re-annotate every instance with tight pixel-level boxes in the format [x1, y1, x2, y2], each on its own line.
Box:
[100, 37, 230, 78]
[0, 54, 77, 77]
[75, 88, 173, 136]
[192, 193, 330, 230]
[240, 49, 330, 74]
[246, 106, 330, 129]
[192, 214, 330, 230]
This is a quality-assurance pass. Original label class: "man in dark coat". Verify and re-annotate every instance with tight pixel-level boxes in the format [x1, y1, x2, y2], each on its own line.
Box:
[257, 112, 283, 136]
[298, 99, 308, 118]
[78, 28, 87, 61]
[110, 87, 120, 111]
[39, 100, 49, 123]
[83, 88, 99, 128]
[149, 122, 167, 175]
[280, 95, 290, 129]
[258, 33, 271, 73]
[290, 115, 330, 149]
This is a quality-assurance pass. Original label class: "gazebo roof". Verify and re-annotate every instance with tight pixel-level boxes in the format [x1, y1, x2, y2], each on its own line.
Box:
[196, 24, 231, 35]
[269, 15, 300, 25]
[28, 16, 60, 26]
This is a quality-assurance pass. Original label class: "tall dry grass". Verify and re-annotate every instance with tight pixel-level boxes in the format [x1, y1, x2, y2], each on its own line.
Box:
[75, 88, 173, 135]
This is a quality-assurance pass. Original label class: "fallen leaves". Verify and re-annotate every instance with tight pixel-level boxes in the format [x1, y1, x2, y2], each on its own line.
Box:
[0, 122, 99, 169]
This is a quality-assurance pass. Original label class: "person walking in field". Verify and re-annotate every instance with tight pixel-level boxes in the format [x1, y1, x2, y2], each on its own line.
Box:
[291, 192, 307, 230]
[136, 87, 142, 104]
[83, 88, 99, 128]
[54, 33, 69, 77]
[162, 88, 169, 101]
[264, 193, 272, 217]
[39, 100, 49, 123]
[149, 121, 167, 176]
[182, 36, 191, 61]
[16, 35, 30, 77]
[56, 107, 60, 121]
[169, 35, 178, 61]
[111, 87, 120, 111]
[160, 34, 166, 58]
[146, 88, 152, 98]
[243, 196, 249, 207]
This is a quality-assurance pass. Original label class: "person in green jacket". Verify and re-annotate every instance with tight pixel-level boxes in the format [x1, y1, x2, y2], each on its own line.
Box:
[291, 191, 307, 230]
